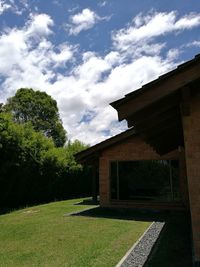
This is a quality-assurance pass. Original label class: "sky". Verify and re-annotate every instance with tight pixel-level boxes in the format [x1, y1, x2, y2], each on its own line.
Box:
[0, 0, 200, 145]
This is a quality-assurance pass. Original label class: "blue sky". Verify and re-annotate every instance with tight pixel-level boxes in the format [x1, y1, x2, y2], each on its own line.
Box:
[0, 0, 200, 144]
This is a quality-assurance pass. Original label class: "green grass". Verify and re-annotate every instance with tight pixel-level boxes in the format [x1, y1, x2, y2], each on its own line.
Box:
[0, 198, 151, 267]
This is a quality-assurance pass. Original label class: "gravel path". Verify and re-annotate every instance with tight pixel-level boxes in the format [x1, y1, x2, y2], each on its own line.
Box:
[116, 221, 165, 267]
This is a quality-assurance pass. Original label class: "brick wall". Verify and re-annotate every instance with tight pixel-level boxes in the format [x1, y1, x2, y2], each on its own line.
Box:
[182, 95, 200, 265]
[99, 135, 188, 209]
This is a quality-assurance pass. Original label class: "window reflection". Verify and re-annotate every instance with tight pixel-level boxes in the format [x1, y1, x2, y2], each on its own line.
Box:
[110, 160, 181, 202]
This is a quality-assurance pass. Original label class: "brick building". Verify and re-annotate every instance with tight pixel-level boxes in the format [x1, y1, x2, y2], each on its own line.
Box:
[76, 54, 200, 266]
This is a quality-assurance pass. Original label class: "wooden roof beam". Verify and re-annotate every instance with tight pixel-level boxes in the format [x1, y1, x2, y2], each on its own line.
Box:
[133, 108, 180, 132]
[155, 142, 181, 155]
[147, 131, 183, 155]
[138, 116, 181, 139]
[146, 127, 183, 147]
[126, 93, 180, 127]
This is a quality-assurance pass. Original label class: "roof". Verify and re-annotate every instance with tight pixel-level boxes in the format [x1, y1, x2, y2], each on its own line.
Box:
[111, 54, 200, 111]
[110, 53, 200, 155]
[75, 128, 136, 164]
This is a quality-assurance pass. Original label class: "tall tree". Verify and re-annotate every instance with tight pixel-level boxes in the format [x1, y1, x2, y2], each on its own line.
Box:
[4, 88, 66, 147]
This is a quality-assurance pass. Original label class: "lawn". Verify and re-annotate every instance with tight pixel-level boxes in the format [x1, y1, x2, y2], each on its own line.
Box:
[0, 198, 151, 267]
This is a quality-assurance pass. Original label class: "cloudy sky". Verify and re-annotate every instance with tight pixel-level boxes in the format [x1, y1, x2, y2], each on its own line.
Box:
[0, 0, 200, 145]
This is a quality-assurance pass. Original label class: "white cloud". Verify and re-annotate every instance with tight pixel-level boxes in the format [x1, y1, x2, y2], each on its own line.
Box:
[0, 10, 199, 145]
[26, 13, 54, 38]
[167, 48, 181, 61]
[0, 13, 74, 101]
[0, 0, 29, 15]
[104, 51, 121, 66]
[112, 11, 200, 52]
[73, 51, 111, 84]
[67, 8, 107, 35]
[175, 13, 200, 29]
[185, 40, 200, 48]
[51, 44, 75, 67]
[0, 14, 54, 76]
[0, 0, 11, 14]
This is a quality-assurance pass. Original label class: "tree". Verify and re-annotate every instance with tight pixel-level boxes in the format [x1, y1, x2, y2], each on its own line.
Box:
[0, 112, 55, 207]
[66, 139, 89, 155]
[4, 88, 66, 147]
[65, 140, 89, 170]
[0, 112, 91, 208]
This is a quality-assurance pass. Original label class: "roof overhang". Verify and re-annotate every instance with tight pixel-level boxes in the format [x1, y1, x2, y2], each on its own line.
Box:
[110, 54, 200, 155]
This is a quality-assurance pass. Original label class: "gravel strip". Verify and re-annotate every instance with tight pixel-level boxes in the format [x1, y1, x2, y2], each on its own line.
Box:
[116, 221, 165, 267]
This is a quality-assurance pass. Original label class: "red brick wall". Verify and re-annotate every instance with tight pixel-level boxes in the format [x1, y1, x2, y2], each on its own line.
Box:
[182, 95, 200, 263]
[99, 135, 188, 209]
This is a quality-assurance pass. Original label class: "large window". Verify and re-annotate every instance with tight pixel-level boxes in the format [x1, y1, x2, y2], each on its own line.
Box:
[110, 160, 181, 202]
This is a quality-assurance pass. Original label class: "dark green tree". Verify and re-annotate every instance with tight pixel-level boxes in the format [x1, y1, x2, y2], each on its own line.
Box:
[0, 103, 3, 112]
[4, 88, 66, 147]
[0, 112, 91, 208]
[0, 112, 55, 207]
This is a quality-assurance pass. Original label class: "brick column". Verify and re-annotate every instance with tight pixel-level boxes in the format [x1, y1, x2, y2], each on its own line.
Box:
[92, 164, 98, 202]
[99, 157, 110, 206]
[182, 96, 200, 266]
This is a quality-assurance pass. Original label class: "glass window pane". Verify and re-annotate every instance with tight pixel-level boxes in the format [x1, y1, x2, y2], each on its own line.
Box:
[110, 160, 181, 202]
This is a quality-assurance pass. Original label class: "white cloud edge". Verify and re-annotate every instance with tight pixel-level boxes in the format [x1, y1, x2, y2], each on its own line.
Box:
[66, 8, 110, 35]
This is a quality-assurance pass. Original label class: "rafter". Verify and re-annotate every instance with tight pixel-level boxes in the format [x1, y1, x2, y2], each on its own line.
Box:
[126, 93, 180, 127]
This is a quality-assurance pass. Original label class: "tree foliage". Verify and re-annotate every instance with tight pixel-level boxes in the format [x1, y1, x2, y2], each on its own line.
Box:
[0, 111, 91, 209]
[4, 88, 66, 147]
[65, 140, 89, 169]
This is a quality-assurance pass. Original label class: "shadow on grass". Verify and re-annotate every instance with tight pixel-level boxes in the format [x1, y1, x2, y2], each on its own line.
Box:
[71, 206, 170, 222]
[0, 198, 98, 216]
[74, 198, 99, 206]
[72, 207, 193, 266]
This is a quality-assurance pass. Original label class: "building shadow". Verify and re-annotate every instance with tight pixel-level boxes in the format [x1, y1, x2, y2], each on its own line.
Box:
[74, 198, 99, 206]
[71, 207, 192, 266]
[70, 206, 173, 222]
